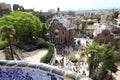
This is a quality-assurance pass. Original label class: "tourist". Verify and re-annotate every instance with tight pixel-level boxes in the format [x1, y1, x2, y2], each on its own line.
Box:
[82, 70, 86, 76]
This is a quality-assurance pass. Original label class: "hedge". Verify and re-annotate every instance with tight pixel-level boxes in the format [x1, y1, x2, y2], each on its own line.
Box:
[40, 44, 54, 63]
[14, 41, 49, 51]
[0, 39, 7, 50]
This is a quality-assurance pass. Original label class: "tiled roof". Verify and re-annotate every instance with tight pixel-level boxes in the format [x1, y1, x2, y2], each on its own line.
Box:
[93, 24, 112, 37]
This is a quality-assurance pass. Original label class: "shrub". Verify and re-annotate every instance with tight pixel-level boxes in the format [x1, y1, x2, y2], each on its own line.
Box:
[0, 39, 7, 50]
[69, 55, 78, 63]
[36, 41, 49, 48]
[87, 21, 94, 25]
[15, 41, 49, 51]
[40, 44, 54, 63]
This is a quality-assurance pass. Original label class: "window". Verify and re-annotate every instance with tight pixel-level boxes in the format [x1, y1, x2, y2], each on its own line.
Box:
[55, 32, 58, 36]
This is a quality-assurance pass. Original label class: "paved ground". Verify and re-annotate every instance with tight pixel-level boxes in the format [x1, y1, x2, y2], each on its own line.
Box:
[56, 38, 92, 76]
[113, 61, 120, 80]
[0, 49, 48, 63]
[22, 49, 48, 63]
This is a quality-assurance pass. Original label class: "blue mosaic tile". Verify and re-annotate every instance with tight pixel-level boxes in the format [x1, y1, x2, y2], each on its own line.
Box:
[0, 68, 65, 80]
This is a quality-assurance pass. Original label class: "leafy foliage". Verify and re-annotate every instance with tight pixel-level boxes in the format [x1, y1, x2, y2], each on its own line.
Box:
[109, 11, 119, 21]
[102, 44, 118, 73]
[109, 11, 119, 25]
[87, 21, 94, 25]
[69, 55, 78, 63]
[0, 11, 42, 44]
[0, 39, 7, 50]
[80, 42, 118, 78]
[0, 26, 15, 59]
[13, 4, 24, 11]
[0, 9, 11, 17]
[40, 44, 54, 63]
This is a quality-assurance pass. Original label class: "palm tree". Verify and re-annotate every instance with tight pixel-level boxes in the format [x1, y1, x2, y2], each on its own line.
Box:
[79, 42, 118, 79]
[75, 18, 80, 34]
[79, 42, 104, 78]
[101, 44, 118, 80]
[0, 26, 15, 60]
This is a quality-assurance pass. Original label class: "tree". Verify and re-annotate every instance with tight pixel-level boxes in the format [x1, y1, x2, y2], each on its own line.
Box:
[101, 44, 117, 80]
[0, 9, 11, 17]
[79, 42, 103, 78]
[87, 21, 94, 25]
[109, 11, 119, 25]
[41, 24, 48, 37]
[75, 19, 80, 34]
[13, 4, 24, 11]
[0, 26, 15, 60]
[13, 4, 20, 11]
[19, 6, 24, 11]
[0, 11, 42, 44]
[79, 42, 118, 79]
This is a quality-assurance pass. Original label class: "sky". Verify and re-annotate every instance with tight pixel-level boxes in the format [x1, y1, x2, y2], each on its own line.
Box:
[0, 0, 120, 12]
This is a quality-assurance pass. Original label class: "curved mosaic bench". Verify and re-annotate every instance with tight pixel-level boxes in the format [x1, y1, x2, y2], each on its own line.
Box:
[0, 60, 92, 80]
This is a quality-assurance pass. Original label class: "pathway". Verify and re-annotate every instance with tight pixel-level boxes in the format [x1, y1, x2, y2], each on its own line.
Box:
[113, 61, 120, 80]
[0, 49, 48, 63]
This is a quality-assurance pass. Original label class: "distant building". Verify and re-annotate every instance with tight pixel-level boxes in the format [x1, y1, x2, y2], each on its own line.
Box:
[48, 8, 74, 46]
[0, 2, 11, 11]
[48, 9, 55, 13]
[43, 12, 53, 17]
[85, 23, 99, 35]
[93, 24, 117, 48]
[93, 15, 118, 49]
[24, 9, 34, 13]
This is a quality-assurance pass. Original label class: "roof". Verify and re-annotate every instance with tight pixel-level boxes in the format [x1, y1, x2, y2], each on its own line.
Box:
[50, 11, 74, 30]
[93, 24, 112, 37]
[54, 16, 74, 30]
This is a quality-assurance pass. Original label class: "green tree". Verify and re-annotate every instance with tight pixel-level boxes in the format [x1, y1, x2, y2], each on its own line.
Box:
[80, 42, 103, 78]
[0, 9, 11, 17]
[0, 26, 15, 60]
[109, 11, 119, 25]
[0, 11, 42, 44]
[110, 11, 119, 20]
[13, 4, 20, 11]
[13, 4, 24, 11]
[19, 6, 24, 11]
[101, 44, 117, 80]
[87, 21, 94, 25]
[41, 24, 48, 36]
[75, 18, 80, 34]
[79, 42, 118, 79]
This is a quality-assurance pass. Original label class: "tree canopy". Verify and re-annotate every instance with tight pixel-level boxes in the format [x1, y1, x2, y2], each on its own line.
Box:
[13, 4, 24, 11]
[109, 11, 119, 21]
[109, 11, 119, 25]
[0, 11, 42, 44]
[80, 42, 118, 79]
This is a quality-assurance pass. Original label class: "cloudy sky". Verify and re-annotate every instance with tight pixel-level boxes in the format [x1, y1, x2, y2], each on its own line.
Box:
[1, 0, 120, 11]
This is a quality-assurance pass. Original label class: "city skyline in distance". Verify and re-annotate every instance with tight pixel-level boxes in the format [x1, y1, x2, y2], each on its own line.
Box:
[0, 0, 120, 12]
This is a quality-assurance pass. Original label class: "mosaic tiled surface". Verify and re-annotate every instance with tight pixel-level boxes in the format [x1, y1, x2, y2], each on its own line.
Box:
[0, 68, 64, 80]
[0, 60, 92, 80]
